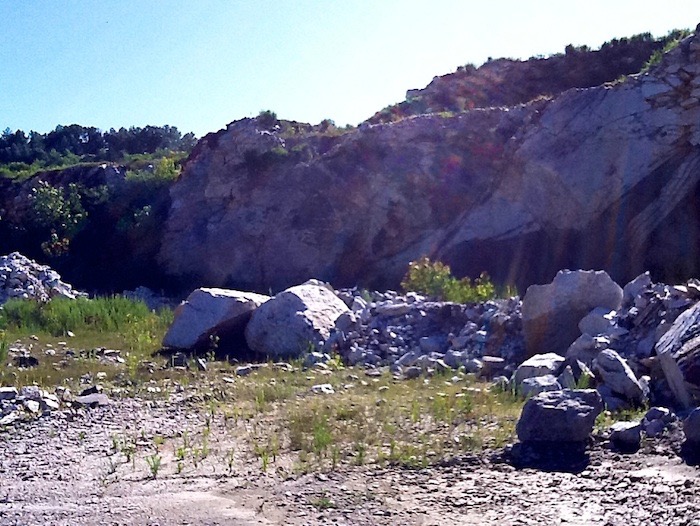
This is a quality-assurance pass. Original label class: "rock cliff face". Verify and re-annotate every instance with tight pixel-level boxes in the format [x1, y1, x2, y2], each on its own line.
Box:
[160, 28, 700, 293]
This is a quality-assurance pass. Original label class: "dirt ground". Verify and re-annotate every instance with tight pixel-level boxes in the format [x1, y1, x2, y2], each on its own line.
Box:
[1, 398, 699, 526]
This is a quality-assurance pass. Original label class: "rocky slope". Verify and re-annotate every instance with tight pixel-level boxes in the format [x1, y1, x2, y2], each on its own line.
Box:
[160, 26, 700, 293]
[368, 31, 683, 124]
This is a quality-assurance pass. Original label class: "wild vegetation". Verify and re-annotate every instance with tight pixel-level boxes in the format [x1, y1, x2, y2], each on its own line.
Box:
[369, 29, 690, 124]
[401, 256, 497, 303]
[0, 293, 523, 477]
[0, 296, 172, 388]
[641, 28, 692, 72]
[0, 124, 196, 180]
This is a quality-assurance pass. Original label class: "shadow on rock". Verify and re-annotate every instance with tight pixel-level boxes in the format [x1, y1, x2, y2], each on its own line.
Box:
[611, 442, 641, 455]
[505, 441, 590, 474]
[680, 441, 700, 466]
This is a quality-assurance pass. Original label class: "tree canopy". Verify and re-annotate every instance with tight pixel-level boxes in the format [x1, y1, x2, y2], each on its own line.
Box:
[0, 124, 197, 166]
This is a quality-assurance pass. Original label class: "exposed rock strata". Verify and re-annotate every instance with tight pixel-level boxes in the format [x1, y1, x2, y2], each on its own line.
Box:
[161, 29, 700, 293]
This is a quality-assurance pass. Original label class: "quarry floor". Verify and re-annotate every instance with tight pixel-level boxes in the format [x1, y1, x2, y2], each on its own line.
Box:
[0, 399, 699, 526]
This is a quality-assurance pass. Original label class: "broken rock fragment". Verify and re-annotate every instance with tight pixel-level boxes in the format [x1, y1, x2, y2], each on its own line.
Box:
[655, 301, 700, 409]
[593, 349, 646, 406]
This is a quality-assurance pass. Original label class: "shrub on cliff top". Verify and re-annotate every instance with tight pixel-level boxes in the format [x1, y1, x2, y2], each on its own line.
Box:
[401, 257, 495, 303]
[257, 110, 278, 130]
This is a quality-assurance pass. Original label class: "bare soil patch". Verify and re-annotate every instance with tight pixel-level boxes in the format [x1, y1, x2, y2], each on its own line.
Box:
[1, 398, 699, 526]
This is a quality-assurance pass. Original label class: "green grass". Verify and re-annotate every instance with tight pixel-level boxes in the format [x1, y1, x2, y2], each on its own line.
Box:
[119, 362, 524, 476]
[0, 296, 173, 389]
[226, 368, 525, 472]
[0, 296, 171, 336]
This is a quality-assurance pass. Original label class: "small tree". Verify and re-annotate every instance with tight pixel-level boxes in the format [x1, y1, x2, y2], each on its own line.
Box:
[154, 156, 179, 180]
[257, 110, 278, 129]
[28, 181, 87, 257]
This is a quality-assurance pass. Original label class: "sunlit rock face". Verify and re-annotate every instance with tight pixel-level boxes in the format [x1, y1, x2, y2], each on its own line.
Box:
[160, 28, 700, 292]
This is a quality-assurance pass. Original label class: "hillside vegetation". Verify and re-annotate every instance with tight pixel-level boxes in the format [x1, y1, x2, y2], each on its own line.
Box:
[0, 124, 196, 180]
[368, 30, 689, 124]
[0, 124, 197, 292]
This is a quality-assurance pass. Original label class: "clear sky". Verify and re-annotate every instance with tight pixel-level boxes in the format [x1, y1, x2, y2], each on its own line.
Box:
[2, 1, 700, 137]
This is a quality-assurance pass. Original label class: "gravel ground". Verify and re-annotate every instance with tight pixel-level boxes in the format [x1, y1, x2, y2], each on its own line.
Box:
[1, 399, 699, 526]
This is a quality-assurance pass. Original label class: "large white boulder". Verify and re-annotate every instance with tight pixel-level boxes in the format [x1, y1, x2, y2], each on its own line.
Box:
[522, 270, 622, 358]
[245, 282, 349, 359]
[163, 288, 269, 350]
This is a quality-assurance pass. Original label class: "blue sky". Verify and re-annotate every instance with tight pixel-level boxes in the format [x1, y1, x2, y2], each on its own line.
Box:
[2, 1, 700, 137]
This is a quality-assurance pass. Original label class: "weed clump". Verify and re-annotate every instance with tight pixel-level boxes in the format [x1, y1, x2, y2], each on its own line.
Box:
[401, 257, 495, 303]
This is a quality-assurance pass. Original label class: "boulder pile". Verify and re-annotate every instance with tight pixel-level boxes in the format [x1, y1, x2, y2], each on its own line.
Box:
[0, 252, 86, 305]
[330, 289, 524, 376]
[162, 269, 700, 420]
[163, 282, 525, 376]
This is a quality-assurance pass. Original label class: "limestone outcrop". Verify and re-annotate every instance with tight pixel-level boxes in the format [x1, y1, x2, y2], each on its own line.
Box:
[160, 28, 700, 294]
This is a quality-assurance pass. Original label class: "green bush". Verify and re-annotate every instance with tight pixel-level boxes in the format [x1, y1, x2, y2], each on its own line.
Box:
[641, 29, 690, 72]
[154, 156, 179, 180]
[29, 181, 86, 235]
[257, 110, 278, 129]
[27, 181, 110, 257]
[401, 257, 495, 303]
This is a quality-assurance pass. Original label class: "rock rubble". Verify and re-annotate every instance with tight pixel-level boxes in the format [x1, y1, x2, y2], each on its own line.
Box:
[0, 252, 86, 305]
[160, 268, 700, 418]
[329, 289, 525, 378]
[0, 383, 107, 426]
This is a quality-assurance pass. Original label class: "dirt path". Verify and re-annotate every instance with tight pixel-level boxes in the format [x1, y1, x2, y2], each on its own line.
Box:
[1, 401, 699, 525]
